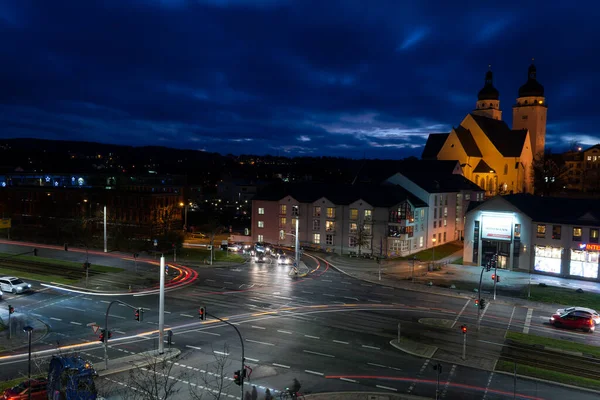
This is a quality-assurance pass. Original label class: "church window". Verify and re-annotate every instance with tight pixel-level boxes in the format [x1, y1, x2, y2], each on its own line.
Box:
[504, 164, 508, 175]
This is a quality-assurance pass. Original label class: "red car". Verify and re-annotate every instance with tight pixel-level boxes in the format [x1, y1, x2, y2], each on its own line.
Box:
[2, 379, 48, 400]
[550, 310, 596, 333]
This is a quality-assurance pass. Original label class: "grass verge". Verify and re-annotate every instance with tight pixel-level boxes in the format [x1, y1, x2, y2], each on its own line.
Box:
[521, 284, 600, 310]
[0, 253, 124, 273]
[179, 248, 246, 263]
[453, 257, 464, 265]
[0, 375, 46, 393]
[506, 331, 600, 358]
[0, 267, 76, 285]
[495, 360, 600, 391]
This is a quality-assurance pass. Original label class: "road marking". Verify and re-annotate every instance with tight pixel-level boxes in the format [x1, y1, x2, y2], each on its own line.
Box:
[340, 378, 357, 383]
[64, 306, 81, 312]
[224, 281, 233, 284]
[196, 331, 220, 336]
[214, 350, 229, 356]
[482, 372, 494, 400]
[205, 279, 215, 282]
[407, 358, 429, 393]
[367, 362, 387, 368]
[376, 385, 397, 392]
[272, 363, 290, 369]
[100, 300, 111, 304]
[50, 317, 62, 321]
[70, 321, 82, 325]
[114, 330, 126, 334]
[186, 345, 202, 350]
[180, 314, 194, 318]
[302, 291, 314, 294]
[246, 339, 274, 346]
[441, 364, 457, 398]
[523, 308, 534, 334]
[382, 286, 394, 290]
[273, 295, 293, 300]
[343, 297, 359, 301]
[322, 279, 332, 282]
[305, 370, 324, 376]
[452, 299, 471, 328]
[333, 340, 349, 345]
[109, 314, 125, 320]
[361, 283, 373, 287]
[31, 313, 42, 317]
[340, 281, 352, 285]
[246, 357, 259, 362]
[506, 306, 516, 334]
[277, 330, 293, 334]
[323, 294, 335, 297]
[82, 297, 93, 301]
[367, 299, 381, 303]
[118, 303, 127, 307]
[251, 325, 266, 330]
[164, 311, 171, 314]
[304, 335, 320, 339]
[303, 350, 335, 358]
[362, 345, 380, 350]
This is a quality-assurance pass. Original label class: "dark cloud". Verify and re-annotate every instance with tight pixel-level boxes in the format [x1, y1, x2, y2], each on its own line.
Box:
[0, 0, 598, 159]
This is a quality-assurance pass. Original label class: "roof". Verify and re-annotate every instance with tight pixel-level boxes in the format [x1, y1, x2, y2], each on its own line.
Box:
[454, 126, 482, 157]
[421, 133, 449, 159]
[518, 64, 544, 97]
[496, 194, 600, 225]
[253, 182, 428, 208]
[478, 70, 499, 100]
[395, 170, 483, 193]
[398, 159, 461, 175]
[473, 159, 494, 173]
[469, 114, 528, 157]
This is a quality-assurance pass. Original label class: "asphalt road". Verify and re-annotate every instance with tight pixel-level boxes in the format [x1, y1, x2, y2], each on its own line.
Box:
[0, 244, 598, 400]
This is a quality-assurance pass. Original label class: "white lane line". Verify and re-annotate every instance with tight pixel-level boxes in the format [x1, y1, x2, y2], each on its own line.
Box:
[82, 297, 93, 301]
[180, 314, 194, 318]
[114, 330, 126, 334]
[362, 345, 380, 350]
[64, 306, 81, 312]
[302, 291, 314, 294]
[367, 299, 381, 303]
[482, 372, 494, 400]
[50, 317, 62, 321]
[343, 297, 359, 301]
[186, 345, 202, 351]
[304, 335, 320, 339]
[70, 321, 82, 326]
[305, 370, 324, 376]
[277, 330, 293, 335]
[303, 350, 335, 358]
[246, 357, 260, 362]
[367, 362, 387, 368]
[322, 279, 332, 282]
[340, 378, 358, 383]
[109, 314, 125, 320]
[340, 281, 352, 285]
[333, 340, 349, 345]
[214, 350, 229, 356]
[506, 306, 516, 335]
[196, 331, 220, 336]
[246, 339, 274, 346]
[523, 308, 534, 334]
[361, 284, 373, 287]
[164, 311, 171, 314]
[273, 363, 290, 369]
[118, 303, 127, 307]
[31, 313, 42, 317]
[376, 385, 397, 392]
[100, 300, 111, 304]
[251, 325, 266, 330]
[273, 295, 293, 300]
[382, 286, 394, 290]
[452, 299, 471, 328]
[224, 281, 233, 284]
[323, 294, 335, 297]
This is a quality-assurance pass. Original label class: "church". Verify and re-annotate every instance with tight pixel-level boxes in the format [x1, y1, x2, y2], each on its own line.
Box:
[422, 63, 547, 195]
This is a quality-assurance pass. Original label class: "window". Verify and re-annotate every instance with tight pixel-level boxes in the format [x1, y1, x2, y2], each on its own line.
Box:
[312, 233, 321, 244]
[349, 209, 358, 220]
[257, 221, 264, 228]
[390, 239, 401, 252]
[292, 205, 299, 216]
[257, 234, 264, 242]
[443, 207, 447, 217]
[363, 224, 372, 235]
[591, 228, 599, 243]
[327, 207, 335, 218]
[465, 193, 470, 201]
[313, 219, 321, 230]
[326, 220, 335, 231]
[434, 195, 438, 206]
[433, 221, 437, 228]
[364, 209, 372, 221]
[514, 224, 521, 238]
[291, 218, 297, 228]
[258, 207, 265, 215]
[522, 115, 528, 120]
[434, 208, 437, 219]
[313, 206, 321, 217]
[438, 232, 441, 244]
[279, 230, 285, 240]
[588, 156, 592, 161]
[420, 209, 425, 219]
[419, 236, 424, 247]
[443, 232, 446, 242]
[349, 237, 357, 247]
[326, 234, 334, 245]
[536, 224, 546, 238]
[350, 223, 357, 233]
[279, 205, 287, 215]
[573, 227, 582, 241]
[444, 219, 447, 227]
[279, 217, 286, 227]
[552, 225, 561, 240]
[444, 195, 448, 206]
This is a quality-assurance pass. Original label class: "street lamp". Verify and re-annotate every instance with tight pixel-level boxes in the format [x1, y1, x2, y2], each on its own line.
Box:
[432, 237, 437, 265]
[284, 219, 300, 269]
[179, 202, 191, 231]
[23, 325, 33, 400]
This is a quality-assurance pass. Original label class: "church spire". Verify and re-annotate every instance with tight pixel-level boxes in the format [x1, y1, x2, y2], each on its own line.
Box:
[478, 65, 499, 101]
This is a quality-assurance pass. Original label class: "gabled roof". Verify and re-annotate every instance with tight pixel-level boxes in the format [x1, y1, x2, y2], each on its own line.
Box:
[253, 182, 428, 208]
[392, 170, 483, 193]
[469, 114, 528, 157]
[454, 126, 482, 157]
[421, 133, 449, 159]
[473, 159, 494, 173]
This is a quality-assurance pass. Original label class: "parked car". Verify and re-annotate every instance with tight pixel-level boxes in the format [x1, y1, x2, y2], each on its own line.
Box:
[550, 310, 596, 333]
[0, 277, 32, 294]
[0, 287, 3, 301]
[556, 307, 600, 325]
[2, 378, 48, 400]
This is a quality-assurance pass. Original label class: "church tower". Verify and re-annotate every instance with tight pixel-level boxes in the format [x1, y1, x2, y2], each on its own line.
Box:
[512, 62, 547, 157]
[473, 66, 502, 120]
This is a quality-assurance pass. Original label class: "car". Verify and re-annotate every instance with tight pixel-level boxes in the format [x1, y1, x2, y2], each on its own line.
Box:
[556, 307, 600, 325]
[0, 287, 3, 301]
[2, 378, 48, 400]
[277, 255, 291, 265]
[253, 253, 266, 263]
[550, 310, 596, 333]
[0, 277, 32, 294]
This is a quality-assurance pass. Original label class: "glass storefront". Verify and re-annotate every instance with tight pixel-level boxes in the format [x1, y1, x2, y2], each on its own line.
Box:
[534, 246, 563, 274]
[570, 250, 600, 279]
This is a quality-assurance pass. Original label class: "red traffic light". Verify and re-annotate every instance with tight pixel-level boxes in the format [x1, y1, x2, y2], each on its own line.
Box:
[460, 325, 467, 334]
[135, 309, 140, 321]
[474, 299, 479, 307]
[8, 305, 15, 314]
[199, 307, 206, 320]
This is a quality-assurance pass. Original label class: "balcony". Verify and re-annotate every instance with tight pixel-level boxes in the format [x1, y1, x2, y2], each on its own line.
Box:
[388, 216, 414, 225]
[388, 226, 414, 239]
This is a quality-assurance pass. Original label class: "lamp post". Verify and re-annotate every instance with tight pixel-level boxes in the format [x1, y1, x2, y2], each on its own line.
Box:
[412, 255, 417, 282]
[432, 237, 437, 266]
[103, 205, 107, 253]
[284, 220, 300, 271]
[23, 325, 33, 400]
[179, 202, 191, 231]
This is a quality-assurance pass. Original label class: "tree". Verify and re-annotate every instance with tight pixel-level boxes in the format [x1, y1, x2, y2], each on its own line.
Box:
[190, 344, 232, 400]
[531, 150, 568, 196]
[200, 217, 226, 263]
[121, 353, 183, 400]
[355, 220, 371, 256]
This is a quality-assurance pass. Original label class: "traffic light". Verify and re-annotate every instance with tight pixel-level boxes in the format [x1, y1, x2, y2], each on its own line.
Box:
[486, 262, 491, 272]
[135, 309, 140, 322]
[480, 299, 486, 309]
[474, 299, 479, 307]
[199, 307, 206, 320]
[33, 248, 38, 256]
[496, 275, 500, 283]
[99, 329, 106, 342]
[433, 363, 443, 373]
[8, 304, 14, 314]
[460, 325, 467, 334]
[233, 370, 241, 386]
[491, 274, 496, 281]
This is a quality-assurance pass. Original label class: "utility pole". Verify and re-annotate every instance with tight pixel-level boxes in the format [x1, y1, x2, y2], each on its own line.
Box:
[493, 246, 499, 300]
[103, 205, 107, 253]
[294, 217, 299, 269]
[158, 255, 165, 354]
[412, 256, 416, 282]
[433, 363, 442, 400]
[477, 265, 485, 331]
[460, 325, 467, 360]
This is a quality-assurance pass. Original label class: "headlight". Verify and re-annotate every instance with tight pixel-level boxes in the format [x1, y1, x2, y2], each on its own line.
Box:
[28, 284, 31, 288]
[550, 317, 555, 321]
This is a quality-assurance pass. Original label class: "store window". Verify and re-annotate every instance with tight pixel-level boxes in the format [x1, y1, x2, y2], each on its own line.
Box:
[536, 224, 546, 239]
[573, 227, 582, 241]
[570, 249, 599, 279]
[552, 225, 561, 240]
[534, 246, 563, 274]
[590, 228, 599, 244]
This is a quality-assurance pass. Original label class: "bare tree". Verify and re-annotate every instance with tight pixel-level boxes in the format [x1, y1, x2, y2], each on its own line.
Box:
[123, 353, 183, 400]
[531, 150, 568, 196]
[190, 344, 232, 400]
[355, 220, 371, 256]
[200, 218, 226, 262]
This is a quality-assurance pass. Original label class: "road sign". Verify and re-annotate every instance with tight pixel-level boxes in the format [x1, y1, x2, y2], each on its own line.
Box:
[293, 262, 297, 267]
[0, 218, 11, 229]
[153, 239, 158, 247]
[87, 323, 100, 334]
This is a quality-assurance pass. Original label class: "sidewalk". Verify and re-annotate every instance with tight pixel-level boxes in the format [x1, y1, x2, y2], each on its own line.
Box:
[97, 348, 181, 377]
[0, 312, 48, 352]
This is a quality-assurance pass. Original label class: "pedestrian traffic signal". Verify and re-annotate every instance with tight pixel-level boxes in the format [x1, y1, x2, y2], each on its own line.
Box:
[480, 299, 486, 309]
[99, 329, 106, 342]
[460, 325, 467, 334]
[33, 248, 38, 256]
[233, 370, 241, 386]
[433, 363, 443, 373]
[486, 262, 491, 272]
[474, 299, 479, 307]
[135, 309, 140, 322]
[491, 274, 496, 281]
[8, 304, 14, 314]
[199, 307, 206, 320]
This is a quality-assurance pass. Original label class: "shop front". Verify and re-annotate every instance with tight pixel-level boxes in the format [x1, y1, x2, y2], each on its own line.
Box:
[569, 244, 600, 279]
[534, 245, 563, 275]
[480, 214, 514, 269]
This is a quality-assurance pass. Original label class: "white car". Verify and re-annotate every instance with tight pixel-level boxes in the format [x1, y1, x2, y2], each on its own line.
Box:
[0, 277, 32, 294]
[277, 255, 291, 265]
[556, 307, 600, 325]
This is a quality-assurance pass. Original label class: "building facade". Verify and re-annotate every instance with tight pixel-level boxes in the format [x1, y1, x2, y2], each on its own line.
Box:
[464, 194, 600, 281]
[563, 145, 600, 193]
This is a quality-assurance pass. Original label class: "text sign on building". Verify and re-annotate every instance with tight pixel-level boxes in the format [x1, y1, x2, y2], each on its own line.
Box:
[481, 215, 513, 241]
[585, 244, 600, 252]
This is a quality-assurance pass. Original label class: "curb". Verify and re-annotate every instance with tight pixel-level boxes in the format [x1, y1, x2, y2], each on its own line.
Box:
[494, 370, 600, 395]
[97, 348, 181, 377]
[390, 339, 437, 359]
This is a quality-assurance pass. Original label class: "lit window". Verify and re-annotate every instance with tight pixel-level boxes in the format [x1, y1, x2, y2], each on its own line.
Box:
[350, 223, 357, 233]
[363, 225, 372, 235]
[312, 233, 321, 244]
[536, 224, 546, 238]
[279, 205, 287, 215]
[257, 234, 264, 242]
[590, 229, 599, 243]
[313, 206, 321, 217]
[419, 237, 424, 247]
[257, 221, 264, 228]
[444, 219, 447, 227]
[349, 209, 358, 220]
[279, 230, 285, 240]
[573, 227, 582, 241]
[364, 209, 372, 221]
[443, 207, 448, 217]
[258, 207, 264, 215]
[279, 217, 286, 227]
[326, 220, 336, 231]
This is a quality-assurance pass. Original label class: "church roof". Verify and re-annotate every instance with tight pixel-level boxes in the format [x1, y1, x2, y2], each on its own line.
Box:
[518, 63, 544, 97]
[473, 159, 494, 173]
[469, 114, 528, 157]
[454, 126, 482, 157]
[421, 133, 449, 159]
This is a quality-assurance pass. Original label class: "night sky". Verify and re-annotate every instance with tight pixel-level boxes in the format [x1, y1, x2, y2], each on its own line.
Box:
[0, 1, 598, 159]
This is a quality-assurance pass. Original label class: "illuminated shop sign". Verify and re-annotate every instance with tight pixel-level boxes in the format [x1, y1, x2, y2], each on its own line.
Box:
[481, 215, 513, 241]
[580, 243, 600, 251]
